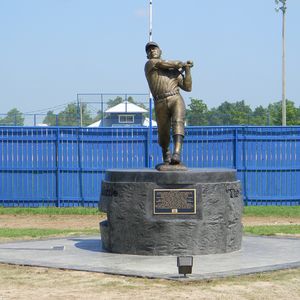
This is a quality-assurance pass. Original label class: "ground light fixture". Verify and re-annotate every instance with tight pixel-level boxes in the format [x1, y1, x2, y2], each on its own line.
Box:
[177, 256, 193, 277]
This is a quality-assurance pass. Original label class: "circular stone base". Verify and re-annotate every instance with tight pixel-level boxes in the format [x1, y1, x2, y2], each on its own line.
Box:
[99, 168, 243, 256]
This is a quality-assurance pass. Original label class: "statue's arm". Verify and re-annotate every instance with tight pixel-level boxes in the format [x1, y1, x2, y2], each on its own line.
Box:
[180, 66, 192, 92]
[145, 59, 184, 75]
[179, 61, 193, 92]
[155, 60, 184, 70]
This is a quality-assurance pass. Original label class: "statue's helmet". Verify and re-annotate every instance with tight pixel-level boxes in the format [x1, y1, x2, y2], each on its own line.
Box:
[145, 41, 159, 53]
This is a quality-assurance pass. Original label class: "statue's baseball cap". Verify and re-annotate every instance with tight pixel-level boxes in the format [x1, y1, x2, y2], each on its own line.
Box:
[145, 41, 159, 52]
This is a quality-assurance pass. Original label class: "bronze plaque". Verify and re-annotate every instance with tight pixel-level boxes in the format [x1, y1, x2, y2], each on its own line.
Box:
[153, 189, 196, 215]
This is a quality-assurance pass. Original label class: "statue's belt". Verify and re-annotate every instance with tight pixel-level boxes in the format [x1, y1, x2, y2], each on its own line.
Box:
[155, 90, 179, 101]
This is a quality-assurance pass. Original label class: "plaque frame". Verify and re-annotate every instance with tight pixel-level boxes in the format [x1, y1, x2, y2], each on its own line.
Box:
[153, 188, 197, 215]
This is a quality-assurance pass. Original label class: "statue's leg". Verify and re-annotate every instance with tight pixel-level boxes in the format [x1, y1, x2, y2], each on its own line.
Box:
[155, 101, 171, 163]
[171, 134, 184, 164]
[170, 96, 186, 164]
[162, 148, 171, 164]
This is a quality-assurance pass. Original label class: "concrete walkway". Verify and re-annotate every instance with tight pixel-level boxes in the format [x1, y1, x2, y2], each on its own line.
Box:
[0, 235, 300, 281]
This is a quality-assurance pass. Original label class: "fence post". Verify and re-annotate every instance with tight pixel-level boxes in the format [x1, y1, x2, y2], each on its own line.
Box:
[241, 126, 248, 205]
[233, 128, 238, 169]
[77, 127, 84, 206]
[147, 95, 153, 168]
[234, 126, 247, 205]
[56, 127, 61, 207]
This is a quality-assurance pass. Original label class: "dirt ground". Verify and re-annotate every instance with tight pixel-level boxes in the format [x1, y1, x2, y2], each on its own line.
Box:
[1, 214, 300, 229]
[0, 215, 101, 230]
[0, 261, 300, 300]
[1, 214, 300, 300]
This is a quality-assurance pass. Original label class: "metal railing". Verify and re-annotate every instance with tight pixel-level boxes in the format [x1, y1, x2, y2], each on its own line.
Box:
[0, 126, 299, 207]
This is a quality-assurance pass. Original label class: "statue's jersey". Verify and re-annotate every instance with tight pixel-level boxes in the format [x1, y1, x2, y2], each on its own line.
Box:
[145, 59, 183, 100]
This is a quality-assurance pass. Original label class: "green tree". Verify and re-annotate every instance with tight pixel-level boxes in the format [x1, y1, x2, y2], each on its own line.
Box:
[268, 100, 300, 125]
[43, 103, 93, 126]
[209, 100, 252, 125]
[127, 96, 147, 110]
[106, 96, 123, 109]
[186, 98, 209, 125]
[283, 101, 300, 125]
[59, 103, 79, 126]
[268, 101, 282, 125]
[0, 108, 24, 126]
[206, 108, 223, 125]
[251, 106, 270, 125]
[297, 105, 300, 125]
[43, 110, 57, 126]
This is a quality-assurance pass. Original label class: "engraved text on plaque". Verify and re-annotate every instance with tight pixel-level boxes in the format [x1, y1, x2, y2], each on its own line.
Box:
[153, 189, 196, 214]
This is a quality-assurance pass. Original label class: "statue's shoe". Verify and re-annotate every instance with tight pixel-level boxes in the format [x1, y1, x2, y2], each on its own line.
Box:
[170, 152, 181, 165]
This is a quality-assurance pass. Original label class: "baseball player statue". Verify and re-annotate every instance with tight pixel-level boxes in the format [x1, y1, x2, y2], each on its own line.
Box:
[144, 42, 193, 170]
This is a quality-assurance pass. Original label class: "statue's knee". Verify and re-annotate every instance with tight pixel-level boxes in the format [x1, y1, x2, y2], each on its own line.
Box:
[172, 121, 185, 136]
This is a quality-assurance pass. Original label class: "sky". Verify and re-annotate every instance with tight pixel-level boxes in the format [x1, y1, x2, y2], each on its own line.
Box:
[1, 0, 300, 119]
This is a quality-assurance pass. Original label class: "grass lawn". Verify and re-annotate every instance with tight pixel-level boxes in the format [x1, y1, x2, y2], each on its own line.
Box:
[0, 205, 300, 239]
[244, 224, 300, 236]
[0, 207, 101, 215]
[243, 206, 300, 217]
[1, 226, 299, 240]
[0, 228, 99, 239]
[1, 205, 299, 217]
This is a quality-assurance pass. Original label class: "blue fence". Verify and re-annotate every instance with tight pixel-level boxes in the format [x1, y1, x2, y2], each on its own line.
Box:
[0, 126, 299, 207]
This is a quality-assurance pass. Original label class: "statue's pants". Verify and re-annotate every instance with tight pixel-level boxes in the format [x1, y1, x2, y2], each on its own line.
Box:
[154, 94, 186, 150]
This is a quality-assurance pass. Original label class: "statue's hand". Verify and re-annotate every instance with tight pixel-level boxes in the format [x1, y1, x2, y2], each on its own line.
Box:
[185, 60, 194, 68]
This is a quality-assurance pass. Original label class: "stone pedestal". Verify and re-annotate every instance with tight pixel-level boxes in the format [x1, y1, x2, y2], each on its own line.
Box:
[99, 168, 243, 256]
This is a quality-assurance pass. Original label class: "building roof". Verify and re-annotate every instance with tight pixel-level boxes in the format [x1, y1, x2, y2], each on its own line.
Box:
[105, 102, 147, 113]
[87, 118, 157, 127]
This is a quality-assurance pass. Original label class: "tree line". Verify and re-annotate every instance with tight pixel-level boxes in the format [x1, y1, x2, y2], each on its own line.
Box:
[1, 97, 300, 126]
[42, 96, 147, 126]
[186, 98, 300, 126]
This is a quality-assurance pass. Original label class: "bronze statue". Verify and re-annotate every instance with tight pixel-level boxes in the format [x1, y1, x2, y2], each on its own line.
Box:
[144, 42, 193, 169]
